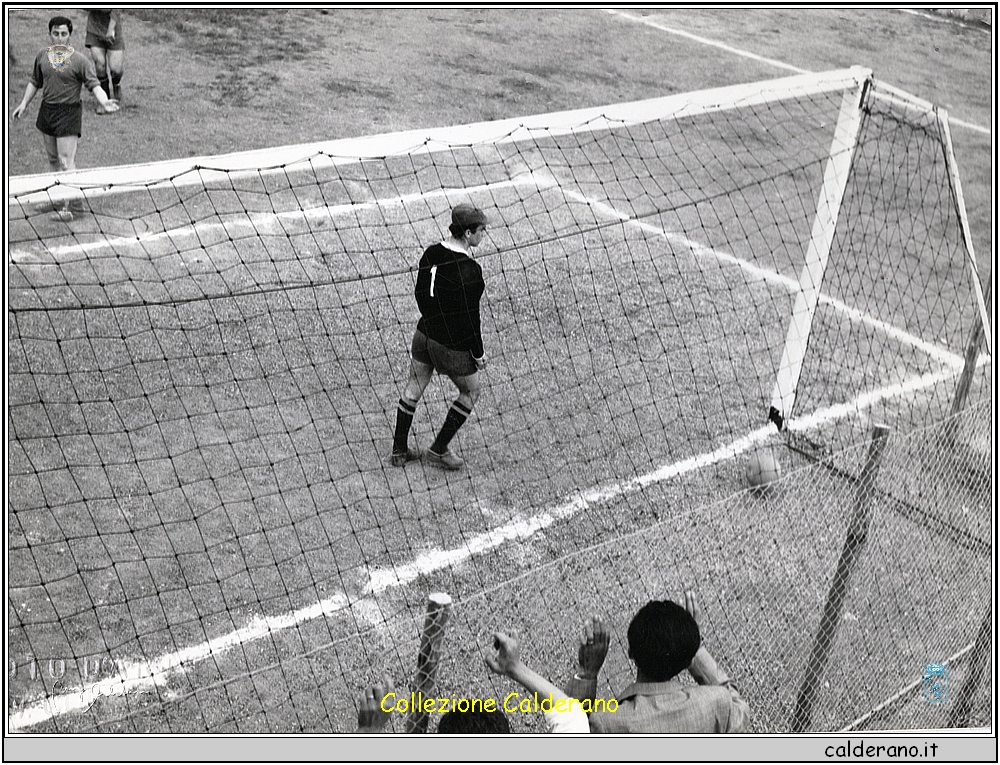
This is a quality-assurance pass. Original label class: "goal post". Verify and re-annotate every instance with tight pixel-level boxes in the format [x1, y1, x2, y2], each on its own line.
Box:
[770, 77, 991, 435]
[769, 78, 869, 431]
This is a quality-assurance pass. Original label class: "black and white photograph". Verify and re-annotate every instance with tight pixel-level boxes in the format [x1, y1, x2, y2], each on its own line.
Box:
[5, 5, 994, 761]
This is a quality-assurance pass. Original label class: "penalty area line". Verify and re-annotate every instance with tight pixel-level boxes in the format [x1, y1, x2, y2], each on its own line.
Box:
[604, 9, 989, 136]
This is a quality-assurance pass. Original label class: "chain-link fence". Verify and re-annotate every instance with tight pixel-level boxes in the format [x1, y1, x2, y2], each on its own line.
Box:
[353, 400, 992, 734]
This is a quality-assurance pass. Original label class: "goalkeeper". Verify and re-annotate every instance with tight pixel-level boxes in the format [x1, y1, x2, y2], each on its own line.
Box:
[391, 204, 489, 471]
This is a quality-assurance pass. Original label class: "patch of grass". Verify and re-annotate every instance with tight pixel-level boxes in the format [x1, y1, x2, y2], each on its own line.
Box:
[322, 78, 392, 101]
[127, 8, 322, 64]
[211, 70, 279, 107]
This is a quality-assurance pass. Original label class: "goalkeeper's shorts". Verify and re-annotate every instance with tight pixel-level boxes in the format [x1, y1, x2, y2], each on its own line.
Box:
[411, 329, 477, 377]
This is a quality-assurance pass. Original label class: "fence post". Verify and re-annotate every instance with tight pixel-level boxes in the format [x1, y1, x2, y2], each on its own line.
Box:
[947, 606, 992, 728]
[405, 592, 453, 733]
[791, 424, 891, 732]
[948, 281, 992, 442]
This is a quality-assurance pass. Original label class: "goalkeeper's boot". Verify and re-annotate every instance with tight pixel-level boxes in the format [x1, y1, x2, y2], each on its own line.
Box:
[425, 448, 464, 471]
[391, 446, 422, 467]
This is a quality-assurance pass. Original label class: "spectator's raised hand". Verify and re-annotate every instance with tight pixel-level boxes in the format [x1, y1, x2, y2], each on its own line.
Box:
[485, 631, 522, 677]
[356, 677, 393, 733]
[684, 590, 700, 623]
[577, 615, 610, 678]
[484, 629, 590, 732]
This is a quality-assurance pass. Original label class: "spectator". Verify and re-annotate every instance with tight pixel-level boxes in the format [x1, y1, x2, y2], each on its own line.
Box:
[11, 15, 118, 218]
[85, 9, 125, 109]
[568, 592, 750, 733]
[354, 629, 589, 735]
[437, 707, 511, 734]
[485, 631, 589, 733]
[354, 679, 512, 734]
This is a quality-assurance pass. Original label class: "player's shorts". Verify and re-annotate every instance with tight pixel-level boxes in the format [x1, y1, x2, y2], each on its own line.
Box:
[36, 101, 82, 138]
[411, 329, 477, 377]
[85, 30, 124, 51]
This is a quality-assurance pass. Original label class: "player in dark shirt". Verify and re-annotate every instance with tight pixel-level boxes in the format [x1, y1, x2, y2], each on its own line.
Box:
[392, 204, 489, 470]
[12, 16, 118, 217]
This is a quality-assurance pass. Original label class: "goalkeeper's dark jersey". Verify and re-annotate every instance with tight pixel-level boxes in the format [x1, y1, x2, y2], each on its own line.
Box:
[415, 243, 485, 359]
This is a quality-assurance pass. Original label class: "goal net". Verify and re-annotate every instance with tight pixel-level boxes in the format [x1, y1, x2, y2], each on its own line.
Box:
[7, 67, 991, 733]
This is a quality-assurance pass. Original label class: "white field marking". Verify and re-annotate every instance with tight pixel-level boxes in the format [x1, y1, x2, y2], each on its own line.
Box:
[367, 358, 985, 594]
[8, 590, 347, 731]
[605, 8, 990, 136]
[559, 187, 965, 369]
[8, 174, 549, 264]
[604, 8, 808, 74]
[899, 8, 993, 32]
[10, 353, 984, 732]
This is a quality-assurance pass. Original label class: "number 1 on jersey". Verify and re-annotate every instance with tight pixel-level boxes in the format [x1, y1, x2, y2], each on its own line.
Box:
[429, 265, 437, 297]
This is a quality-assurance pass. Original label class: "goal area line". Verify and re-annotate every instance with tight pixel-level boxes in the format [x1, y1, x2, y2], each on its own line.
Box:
[8, 174, 548, 264]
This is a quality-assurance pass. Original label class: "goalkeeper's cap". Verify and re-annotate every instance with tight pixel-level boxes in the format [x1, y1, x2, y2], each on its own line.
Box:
[451, 203, 489, 230]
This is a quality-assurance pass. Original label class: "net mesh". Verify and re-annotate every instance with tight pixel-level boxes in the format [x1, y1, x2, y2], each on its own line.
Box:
[7, 70, 992, 733]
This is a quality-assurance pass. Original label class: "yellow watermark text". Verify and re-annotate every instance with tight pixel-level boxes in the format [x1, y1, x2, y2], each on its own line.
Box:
[381, 691, 618, 715]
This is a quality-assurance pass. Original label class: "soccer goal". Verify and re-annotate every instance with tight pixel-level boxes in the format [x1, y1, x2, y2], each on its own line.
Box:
[7, 67, 991, 733]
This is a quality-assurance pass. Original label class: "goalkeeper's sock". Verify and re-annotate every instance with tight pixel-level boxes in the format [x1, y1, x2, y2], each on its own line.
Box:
[393, 398, 417, 453]
[111, 73, 123, 103]
[430, 400, 472, 454]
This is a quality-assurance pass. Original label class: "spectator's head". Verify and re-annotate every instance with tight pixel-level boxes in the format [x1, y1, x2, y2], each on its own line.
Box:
[437, 708, 511, 734]
[48, 16, 73, 35]
[627, 600, 701, 682]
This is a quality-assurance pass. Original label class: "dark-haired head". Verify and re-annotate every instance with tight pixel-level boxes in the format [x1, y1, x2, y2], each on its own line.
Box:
[437, 708, 511, 734]
[49, 16, 73, 34]
[449, 203, 488, 239]
[627, 600, 701, 682]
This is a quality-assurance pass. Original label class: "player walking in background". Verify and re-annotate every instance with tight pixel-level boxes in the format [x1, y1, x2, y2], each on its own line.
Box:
[391, 204, 489, 470]
[85, 9, 125, 110]
[12, 15, 119, 217]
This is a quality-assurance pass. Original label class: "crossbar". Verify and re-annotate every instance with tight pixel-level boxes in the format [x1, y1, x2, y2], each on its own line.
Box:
[8, 66, 873, 199]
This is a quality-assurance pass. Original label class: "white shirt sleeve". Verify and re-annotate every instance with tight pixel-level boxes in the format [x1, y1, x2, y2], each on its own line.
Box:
[544, 700, 590, 733]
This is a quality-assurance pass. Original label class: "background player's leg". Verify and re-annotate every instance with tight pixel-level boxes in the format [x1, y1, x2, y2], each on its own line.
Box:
[55, 135, 78, 171]
[54, 136, 85, 216]
[91, 46, 111, 102]
[46, 135, 81, 219]
[107, 49, 124, 103]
